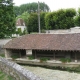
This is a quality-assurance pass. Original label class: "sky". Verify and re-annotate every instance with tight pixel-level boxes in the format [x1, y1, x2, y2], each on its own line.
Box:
[13, 0, 80, 11]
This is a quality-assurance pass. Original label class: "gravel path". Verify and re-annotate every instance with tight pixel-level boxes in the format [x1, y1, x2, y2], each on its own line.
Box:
[23, 66, 80, 80]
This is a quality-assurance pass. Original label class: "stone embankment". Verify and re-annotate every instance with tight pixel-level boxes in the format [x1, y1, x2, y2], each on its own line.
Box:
[0, 57, 42, 80]
[23, 66, 80, 80]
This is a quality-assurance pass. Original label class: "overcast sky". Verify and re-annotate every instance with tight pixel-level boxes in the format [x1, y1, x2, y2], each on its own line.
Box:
[13, 0, 80, 11]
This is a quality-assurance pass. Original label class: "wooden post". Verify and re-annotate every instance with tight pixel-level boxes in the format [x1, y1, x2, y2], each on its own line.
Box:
[35, 51, 37, 59]
[19, 50, 21, 58]
[75, 52, 77, 62]
[53, 52, 55, 60]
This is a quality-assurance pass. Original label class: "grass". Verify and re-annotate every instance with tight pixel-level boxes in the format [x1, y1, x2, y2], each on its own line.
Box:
[0, 54, 15, 80]
[0, 71, 15, 80]
[0, 53, 5, 57]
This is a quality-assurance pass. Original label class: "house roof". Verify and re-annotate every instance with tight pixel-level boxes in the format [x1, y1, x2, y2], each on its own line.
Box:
[4, 33, 80, 51]
[16, 18, 25, 26]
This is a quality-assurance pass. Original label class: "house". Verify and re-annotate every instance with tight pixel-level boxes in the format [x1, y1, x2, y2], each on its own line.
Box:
[16, 18, 26, 32]
[12, 18, 27, 37]
[4, 33, 80, 62]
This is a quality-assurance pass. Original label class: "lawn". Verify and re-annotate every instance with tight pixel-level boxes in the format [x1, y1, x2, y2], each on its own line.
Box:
[0, 71, 15, 80]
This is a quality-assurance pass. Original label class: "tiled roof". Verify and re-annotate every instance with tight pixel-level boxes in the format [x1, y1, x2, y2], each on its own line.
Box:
[16, 18, 25, 26]
[4, 33, 80, 51]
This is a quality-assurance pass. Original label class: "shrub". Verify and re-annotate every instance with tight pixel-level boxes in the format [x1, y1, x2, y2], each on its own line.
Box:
[11, 54, 19, 60]
[60, 58, 67, 63]
[66, 58, 71, 62]
[40, 57, 50, 62]
[28, 56, 34, 60]
[0, 54, 5, 57]
[60, 58, 71, 63]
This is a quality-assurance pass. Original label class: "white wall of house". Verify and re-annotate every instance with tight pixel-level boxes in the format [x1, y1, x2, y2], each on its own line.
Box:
[12, 26, 27, 37]
[17, 26, 26, 32]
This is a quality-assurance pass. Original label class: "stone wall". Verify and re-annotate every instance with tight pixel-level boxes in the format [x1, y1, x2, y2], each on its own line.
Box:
[45, 27, 80, 34]
[0, 57, 42, 80]
[0, 39, 11, 54]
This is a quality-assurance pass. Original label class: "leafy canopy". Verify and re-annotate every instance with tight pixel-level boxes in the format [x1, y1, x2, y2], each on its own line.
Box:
[0, 0, 16, 38]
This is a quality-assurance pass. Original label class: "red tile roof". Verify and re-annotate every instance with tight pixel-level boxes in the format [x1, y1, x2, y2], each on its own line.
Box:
[16, 18, 25, 26]
[4, 33, 80, 51]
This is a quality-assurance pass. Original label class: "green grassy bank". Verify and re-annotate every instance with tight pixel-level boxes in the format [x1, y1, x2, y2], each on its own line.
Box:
[0, 71, 15, 80]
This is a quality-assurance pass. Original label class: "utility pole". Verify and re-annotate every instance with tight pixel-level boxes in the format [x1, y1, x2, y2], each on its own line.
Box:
[38, 1, 41, 33]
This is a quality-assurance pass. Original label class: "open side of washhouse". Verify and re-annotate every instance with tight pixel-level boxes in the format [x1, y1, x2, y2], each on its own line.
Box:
[4, 33, 80, 62]
[32, 49, 80, 62]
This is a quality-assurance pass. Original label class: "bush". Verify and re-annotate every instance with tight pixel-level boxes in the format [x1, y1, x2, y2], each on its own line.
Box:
[60, 58, 71, 63]
[11, 54, 19, 60]
[0, 54, 5, 57]
[40, 57, 50, 62]
[28, 56, 34, 60]
[66, 58, 71, 62]
[60, 58, 67, 63]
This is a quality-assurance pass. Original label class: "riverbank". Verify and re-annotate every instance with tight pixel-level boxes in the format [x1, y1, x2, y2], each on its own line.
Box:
[23, 65, 80, 80]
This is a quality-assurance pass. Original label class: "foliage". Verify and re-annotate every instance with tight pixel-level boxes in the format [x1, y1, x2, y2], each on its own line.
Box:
[66, 58, 71, 62]
[60, 58, 71, 63]
[45, 12, 55, 30]
[14, 2, 50, 15]
[40, 57, 50, 62]
[27, 12, 46, 33]
[13, 6, 20, 17]
[74, 8, 80, 26]
[16, 27, 27, 36]
[28, 56, 34, 60]
[53, 65, 80, 73]
[45, 8, 76, 30]
[75, 16, 80, 26]
[40, 12, 46, 31]
[16, 12, 30, 26]
[0, 0, 16, 38]
[22, 29, 27, 35]
[0, 54, 5, 57]
[11, 54, 19, 60]
[17, 28, 22, 35]
[0, 71, 15, 80]
[72, 65, 80, 72]
[27, 13, 38, 33]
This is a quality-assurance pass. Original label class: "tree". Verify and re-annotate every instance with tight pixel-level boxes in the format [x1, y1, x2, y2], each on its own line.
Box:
[0, 0, 16, 38]
[45, 8, 76, 30]
[27, 12, 46, 33]
[13, 6, 20, 17]
[75, 8, 80, 26]
[40, 12, 46, 31]
[16, 12, 30, 26]
[45, 12, 56, 30]
[27, 13, 38, 33]
[14, 2, 50, 16]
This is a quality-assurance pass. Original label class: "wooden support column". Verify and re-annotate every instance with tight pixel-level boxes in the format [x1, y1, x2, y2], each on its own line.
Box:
[53, 51, 55, 60]
[19, 50, 21, 58]
[35, 50, 37, 59]
[5, 49, 11, 58]
[75, 52, 77, 62]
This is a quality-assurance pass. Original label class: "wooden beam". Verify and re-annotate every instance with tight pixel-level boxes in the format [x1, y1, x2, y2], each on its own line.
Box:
[53, 52, 55, 60]
[75, 53, 77, 60]
[35, 51, 37, 59]
[19, 51, 21, 58]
